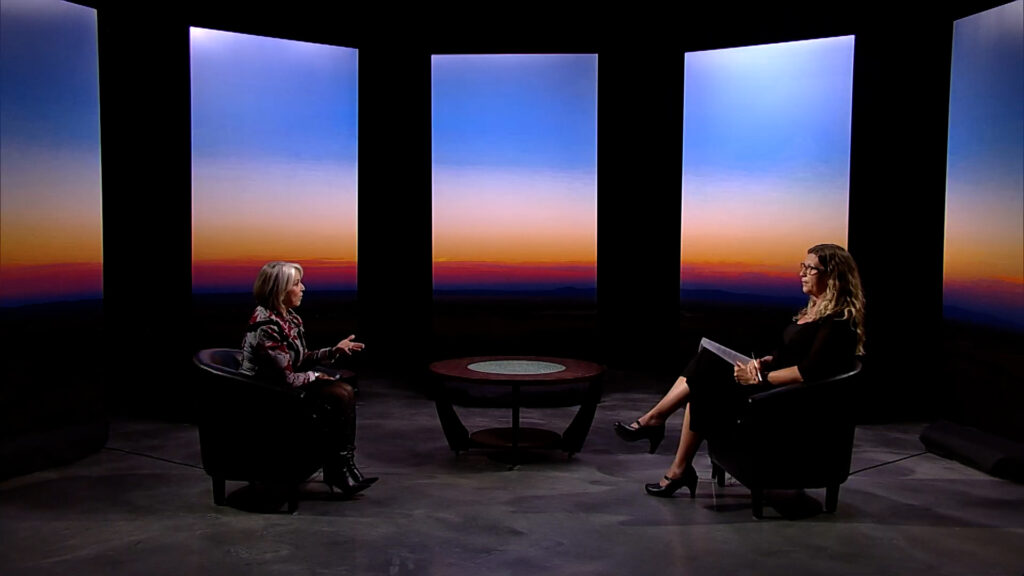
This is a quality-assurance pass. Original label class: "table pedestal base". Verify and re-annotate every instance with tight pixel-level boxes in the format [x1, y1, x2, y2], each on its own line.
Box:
[470, 427, 562, 450]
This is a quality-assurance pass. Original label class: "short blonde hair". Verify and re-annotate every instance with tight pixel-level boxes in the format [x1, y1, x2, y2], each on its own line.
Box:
[253, 261, 303, 313]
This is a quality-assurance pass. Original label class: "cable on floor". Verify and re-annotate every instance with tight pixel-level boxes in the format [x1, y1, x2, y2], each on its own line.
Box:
[102, 446, 204, 471]
[848, 450, 929, 475]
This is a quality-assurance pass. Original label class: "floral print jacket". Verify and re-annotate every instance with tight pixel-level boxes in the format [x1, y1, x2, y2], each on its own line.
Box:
[240, 306, 338, 388]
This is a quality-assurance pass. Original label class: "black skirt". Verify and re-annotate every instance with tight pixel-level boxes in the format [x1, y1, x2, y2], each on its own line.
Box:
[681, 346, 772, 437]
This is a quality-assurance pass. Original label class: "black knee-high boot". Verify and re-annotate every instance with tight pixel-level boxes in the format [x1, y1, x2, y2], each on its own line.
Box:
[323, 451, 372, 496]
[339, 450, 378, 487]
[311, 380, 376, 494]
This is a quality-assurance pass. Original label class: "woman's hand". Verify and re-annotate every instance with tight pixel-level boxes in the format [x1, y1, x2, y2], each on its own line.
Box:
[734, 359, 763, 385]
[335, 335, 365, 355]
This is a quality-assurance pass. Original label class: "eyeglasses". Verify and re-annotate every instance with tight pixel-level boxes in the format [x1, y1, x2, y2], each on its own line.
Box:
[799, 263, 824, 276]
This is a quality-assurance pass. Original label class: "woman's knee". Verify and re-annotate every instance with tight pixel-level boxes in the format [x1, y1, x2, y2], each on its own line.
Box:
[322, 381, 355, 405]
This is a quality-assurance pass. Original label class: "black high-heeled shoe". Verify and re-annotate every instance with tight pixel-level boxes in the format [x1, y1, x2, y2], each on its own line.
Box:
[613, 420, 666, 454]
[644, 466, 698, 498]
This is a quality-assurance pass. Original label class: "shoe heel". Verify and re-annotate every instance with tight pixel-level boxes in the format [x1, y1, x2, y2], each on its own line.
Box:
[648, 430, 665, 454]
[684, 466, 698, 498]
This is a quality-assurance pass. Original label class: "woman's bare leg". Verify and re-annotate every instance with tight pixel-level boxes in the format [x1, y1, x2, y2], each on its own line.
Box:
[635, 376, 690, 427]
[661, 403, 702, 485]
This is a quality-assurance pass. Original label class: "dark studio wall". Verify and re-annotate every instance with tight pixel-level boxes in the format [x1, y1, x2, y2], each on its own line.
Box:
[88, 1, 966, 415]
[4, 0, 1014, 484]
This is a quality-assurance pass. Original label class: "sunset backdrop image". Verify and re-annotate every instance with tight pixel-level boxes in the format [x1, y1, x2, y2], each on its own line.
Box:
[1, 0, 102, 307]
[681, 35, 855, 306]
[432, 54, 598, 293]
[944, 0, 1023, 332]
[190, 27, 359, 295]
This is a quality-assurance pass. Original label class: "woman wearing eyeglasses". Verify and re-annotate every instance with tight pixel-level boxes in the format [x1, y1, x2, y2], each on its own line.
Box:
[614, 243, 866, 498]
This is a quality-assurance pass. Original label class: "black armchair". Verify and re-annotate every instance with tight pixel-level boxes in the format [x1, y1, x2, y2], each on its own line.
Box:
[192, 348, 331, 513]
[707, 361, 862, 518]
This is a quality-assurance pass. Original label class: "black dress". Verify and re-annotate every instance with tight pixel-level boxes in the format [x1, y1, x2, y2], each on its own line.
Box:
[682, 314, 858, 436]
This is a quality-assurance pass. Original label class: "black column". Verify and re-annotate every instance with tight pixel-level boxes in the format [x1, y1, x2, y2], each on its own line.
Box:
[597, 48, 685, 375]
[97, 6, 193, 417]
[357, 45, 433, 378]
[847, 11, 952, 421]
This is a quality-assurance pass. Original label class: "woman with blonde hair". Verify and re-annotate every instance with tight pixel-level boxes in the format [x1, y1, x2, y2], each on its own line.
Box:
[614, 244, 865, 497]
[241, 261, 374, 497]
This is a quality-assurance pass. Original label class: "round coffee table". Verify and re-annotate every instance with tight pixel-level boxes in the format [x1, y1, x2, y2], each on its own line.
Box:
[428, 356, 605, 462]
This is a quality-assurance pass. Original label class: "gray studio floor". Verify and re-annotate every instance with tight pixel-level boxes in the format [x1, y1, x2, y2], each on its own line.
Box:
[2, 372, 1023, 576]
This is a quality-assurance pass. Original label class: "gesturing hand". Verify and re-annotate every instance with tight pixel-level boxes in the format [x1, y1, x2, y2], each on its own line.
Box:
[335, 335, 365, 355]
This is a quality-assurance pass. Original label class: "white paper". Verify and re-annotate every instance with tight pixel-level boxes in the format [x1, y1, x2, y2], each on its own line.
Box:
[698, 337, 753, 366]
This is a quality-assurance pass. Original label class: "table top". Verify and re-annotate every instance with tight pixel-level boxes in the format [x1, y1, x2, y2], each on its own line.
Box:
[429, 355, 604, 383]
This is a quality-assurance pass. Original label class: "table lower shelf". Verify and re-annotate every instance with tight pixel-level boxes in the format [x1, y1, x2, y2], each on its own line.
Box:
[469, 427, 562, 450]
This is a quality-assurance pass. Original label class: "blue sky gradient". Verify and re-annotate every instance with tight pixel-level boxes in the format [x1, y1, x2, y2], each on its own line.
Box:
[1, 0, 100, 152]
[433, 54, 597, 178]
[190, 28, 358, 164]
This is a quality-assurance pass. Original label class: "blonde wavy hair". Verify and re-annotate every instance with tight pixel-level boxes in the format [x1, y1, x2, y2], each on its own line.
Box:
[798, 244, 866, 355]
[253, 261, 303, 314]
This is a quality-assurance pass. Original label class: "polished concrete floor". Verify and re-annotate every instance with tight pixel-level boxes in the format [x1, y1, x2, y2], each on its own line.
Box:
[2, 372, 1023, 576]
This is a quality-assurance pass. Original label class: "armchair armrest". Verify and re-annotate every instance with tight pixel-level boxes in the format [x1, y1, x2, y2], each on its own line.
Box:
[746, 360, 862, 405]
[737, 361, 862, 427]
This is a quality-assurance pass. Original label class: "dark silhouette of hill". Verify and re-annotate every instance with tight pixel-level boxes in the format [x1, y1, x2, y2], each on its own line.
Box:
[680, 288, 805, 309]
[943, 304, 1024, 334]
[433, 287, 597, 300]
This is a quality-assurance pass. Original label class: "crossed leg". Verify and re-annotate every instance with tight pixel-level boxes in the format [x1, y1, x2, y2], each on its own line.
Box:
[635, 376, 691, 428]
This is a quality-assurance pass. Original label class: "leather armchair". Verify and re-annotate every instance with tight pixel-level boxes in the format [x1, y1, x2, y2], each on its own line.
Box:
[192, 348, 328, 513]
[707, 361, 862, 518]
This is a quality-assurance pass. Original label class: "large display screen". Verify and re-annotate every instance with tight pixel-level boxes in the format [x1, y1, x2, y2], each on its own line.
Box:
[0, 0, 102, 307]
[190, 28, 359, 294]
[681, 36, 855, 306]
[944, 0, 1023, 332]
[432, 54, 598, 294]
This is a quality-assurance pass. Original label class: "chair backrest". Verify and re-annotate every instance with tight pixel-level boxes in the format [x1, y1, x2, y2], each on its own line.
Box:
[194, 348, 252, 383]
[191, 348, 323, 485]
[192, 347, 293, 416]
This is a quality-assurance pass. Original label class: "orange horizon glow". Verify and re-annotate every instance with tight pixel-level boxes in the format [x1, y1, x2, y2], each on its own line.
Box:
[1, 155, 103, 267]
[432, 233, 595, 262]
[944, 181, 1023, 281]
[680, 261, 798, 282]
[679, 176, 849, 272]
[944, 275, 1024, 293]
[433, 260, 595, 287]
[0, 262, 102, 302]
[432, 166, 596, 263]
[190, 159, 358, 263]
[192, 258, 356, 291]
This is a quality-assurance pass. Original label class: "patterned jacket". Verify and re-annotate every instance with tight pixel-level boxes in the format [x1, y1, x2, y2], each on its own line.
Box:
[240, 306, 338, 388]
